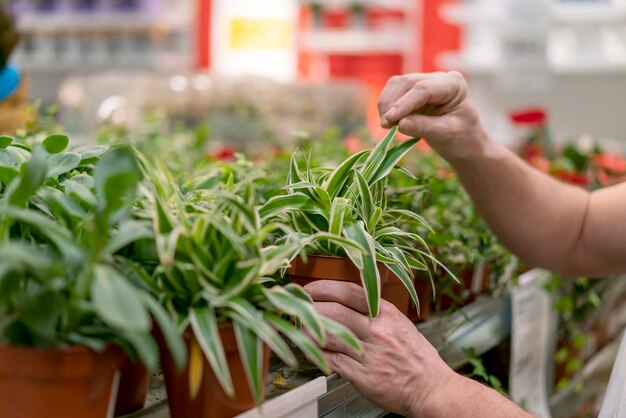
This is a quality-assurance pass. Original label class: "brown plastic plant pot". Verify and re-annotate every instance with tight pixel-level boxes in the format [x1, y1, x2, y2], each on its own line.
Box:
[114, 359, 150, 416]
[287, 254, 413, 316]
[0, 344, 123, 418]
[159, 323, 271, 418]
[407, 273, 434, 324]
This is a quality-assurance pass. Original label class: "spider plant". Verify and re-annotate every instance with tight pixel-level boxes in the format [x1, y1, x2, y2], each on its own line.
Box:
[260, 126, 454, 317]
[136, 155, 362, 405]
[0, 134, 185, 371]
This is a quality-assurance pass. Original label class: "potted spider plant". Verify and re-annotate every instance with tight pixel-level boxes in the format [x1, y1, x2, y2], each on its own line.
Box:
[260, 126, 453, 317]
[136, 156, 361, 418]
[0, 135, 185, 418]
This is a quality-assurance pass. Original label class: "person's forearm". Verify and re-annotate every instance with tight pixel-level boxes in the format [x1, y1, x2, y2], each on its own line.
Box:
[442, 128, 591, 276]
[412, 373, 533, 418]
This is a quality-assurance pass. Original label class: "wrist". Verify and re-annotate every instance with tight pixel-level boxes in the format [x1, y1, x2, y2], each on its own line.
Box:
[407, 366, 460, 418]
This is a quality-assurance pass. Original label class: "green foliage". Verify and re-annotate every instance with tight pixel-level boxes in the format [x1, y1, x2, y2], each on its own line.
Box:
[261, 127, 452, 317]
[462, 347, 506, 395]
[0, 134, 185, 372]
[137, 154, 361, 404]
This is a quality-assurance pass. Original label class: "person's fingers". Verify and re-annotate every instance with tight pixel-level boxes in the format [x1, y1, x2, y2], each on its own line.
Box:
[397, 114, 435, 140]
[320, 331, 363, 360]
[378, 73, 442, 127]
[304, 280, 370, 315]
[322, 350, 365, 381]
[313, 301, 371, 339]
[384, 72, 466, 125]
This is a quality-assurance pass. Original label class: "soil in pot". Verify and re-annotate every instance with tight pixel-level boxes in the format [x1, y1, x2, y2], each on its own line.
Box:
[287, 254, 415, 315]
[0, 344, 123, 418]
[114, 359, 150, 416]
[159, 324, 271, 418]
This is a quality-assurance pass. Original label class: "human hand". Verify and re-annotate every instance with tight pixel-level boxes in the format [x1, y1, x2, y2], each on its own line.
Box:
[378, 71, 489, 162]
[304, 280, 456, 418]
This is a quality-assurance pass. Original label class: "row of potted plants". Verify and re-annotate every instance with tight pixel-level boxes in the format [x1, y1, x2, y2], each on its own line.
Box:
[0, 126, 458, 418]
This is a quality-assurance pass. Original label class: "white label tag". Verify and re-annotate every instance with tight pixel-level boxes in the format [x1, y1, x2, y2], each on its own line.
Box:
[509, 269, 555, 417]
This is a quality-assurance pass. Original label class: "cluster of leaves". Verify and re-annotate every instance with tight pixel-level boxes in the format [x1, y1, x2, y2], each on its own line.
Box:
[462, 347, 505, 395]
[545, 275, 603, 391]
[134, 154, 361, 404]
[0, 134, 185, 371]
[261, 127, 453, 317]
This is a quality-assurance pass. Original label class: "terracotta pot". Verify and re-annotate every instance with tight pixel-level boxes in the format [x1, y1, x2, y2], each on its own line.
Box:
[159, 324, 271, 418]
[114, 359, 150, 416]
[287, 254, 413, 315]
[0, 344, 123, 418]
[407, 274, 433, 324]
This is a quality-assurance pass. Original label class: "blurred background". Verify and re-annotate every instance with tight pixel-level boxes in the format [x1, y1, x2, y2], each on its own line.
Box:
[3, 0, 626, 151]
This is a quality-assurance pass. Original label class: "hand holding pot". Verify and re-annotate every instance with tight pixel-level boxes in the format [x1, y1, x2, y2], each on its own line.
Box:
[378, 71, 489, 163]
[304, 280, 454, 417]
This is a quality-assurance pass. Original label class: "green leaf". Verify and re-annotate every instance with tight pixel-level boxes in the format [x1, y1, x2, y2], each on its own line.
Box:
[0, 166, 18, 185]
[106, 220, 154, 254]
[94, 146, 141, 220]
[264, 312, 330, 374]
[361, 126, 398, 181]
[92, 265, 151, 333]
[122, 331, 159, 371]
[74, 145, 109, 164]
[15, 287, 62, 343]
[325, 150, 369, 199]
[383, 256, 420, 314]
[225, 297, 297, 367]
[0, 206, 83, 266]
[6, 147, 48, 207]
[0, 148, 21, 169]
[354, 170, 374, 231]
[370, 137, 420, 184]
[318, 316, 362, 354]
[264, 286, 326, 345]
[344, 222, 381, 317]
[328, 197, 349, 235]
[259, 193, 320, 219]
[141, 294, 187, 371]
[189, 306, 234, 397]
[233, 321, 265, 405]
[64, 177, 98, 208]
[42, 134, 69, 154]
[0, 136, 13, 149]
[47, 152, 81, 178]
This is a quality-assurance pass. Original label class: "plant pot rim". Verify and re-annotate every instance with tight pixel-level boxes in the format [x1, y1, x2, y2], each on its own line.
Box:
[0, 343, 103, 355]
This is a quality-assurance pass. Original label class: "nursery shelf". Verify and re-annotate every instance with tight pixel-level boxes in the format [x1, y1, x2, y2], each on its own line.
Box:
[124, 296, 511, 418]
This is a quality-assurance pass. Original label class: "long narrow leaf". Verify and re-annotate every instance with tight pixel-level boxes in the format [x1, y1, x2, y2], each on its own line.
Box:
[189, 306, 235, 397]
[233, 321, 265, 405]
[370, 137, 420, 184]
[344, 222, 381, 317]
[264, 312, 330, 374]
[225, 298, 297, 367]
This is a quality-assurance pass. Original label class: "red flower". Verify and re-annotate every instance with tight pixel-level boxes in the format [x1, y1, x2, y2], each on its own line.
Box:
[209, 146, 238, 161]
[554, 169, 589, 187]
[593, 153, 626, 174]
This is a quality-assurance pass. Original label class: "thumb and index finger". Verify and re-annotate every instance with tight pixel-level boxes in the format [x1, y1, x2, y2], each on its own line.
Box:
[379, 71, 467, 139]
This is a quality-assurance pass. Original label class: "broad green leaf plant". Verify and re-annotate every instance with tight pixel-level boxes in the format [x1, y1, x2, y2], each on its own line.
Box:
[260, 127, 454, 317]
[0, 134, 185, 372]
[136, 155, 361, 405]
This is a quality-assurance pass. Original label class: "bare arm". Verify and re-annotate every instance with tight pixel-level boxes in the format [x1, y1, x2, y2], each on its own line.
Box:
[305, 281, 533, 418]
[379, 72, 626, 277]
